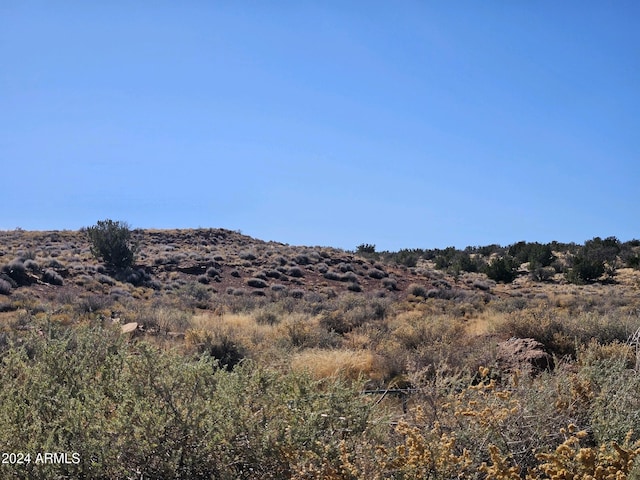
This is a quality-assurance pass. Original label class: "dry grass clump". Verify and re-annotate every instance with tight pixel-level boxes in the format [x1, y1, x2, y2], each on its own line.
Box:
[390, 312, 466, 351]
[290, 348, 386, 382]
[190, 311, 273, 352]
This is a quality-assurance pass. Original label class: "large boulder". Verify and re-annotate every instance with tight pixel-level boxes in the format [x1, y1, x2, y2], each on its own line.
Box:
[497, 337, 554, 375]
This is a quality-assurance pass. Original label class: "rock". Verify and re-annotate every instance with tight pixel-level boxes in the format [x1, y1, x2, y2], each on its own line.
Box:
[121, 322, 139, 334]
[497, 337, 554, 374]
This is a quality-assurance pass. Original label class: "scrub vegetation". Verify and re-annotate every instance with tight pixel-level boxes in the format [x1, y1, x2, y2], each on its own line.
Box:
[0, 223, 639, 479]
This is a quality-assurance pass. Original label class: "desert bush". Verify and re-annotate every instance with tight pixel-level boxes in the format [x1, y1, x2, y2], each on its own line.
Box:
[152, 306, 193, 333]
[76, 294, 113, 314]
[254, 310, 280, 326]
[341, 271, 358, 283]
[368, 268, 387, 279]
[315, 262, 329, 274]
[264, 269, 281, 279]
[530, 265, 556, 282]
[2, 259, 33, 286]
[338, 262, 354, 273]
[576, 344, 640, 445]
[495, 309, 640, 358]
[84, 219, 138, 270]
[288, 266, 304, 278]
[247, 277, 268, 288]
[281, 318, 312, 348]
[566, 254, 605, 284]
[293, 254, 311, 265]
[239, 251, 256, 261]
[279, 316, 335, 349]
[625, 254, 640, 269]
[323, 270, 341, 281]
[16, 249, 37, 261]
[289, 289, 304, 299]
[41, 269, 64, 285]
[0, 323, 380, 479]
[382, 277, 397, 290]
[23, 258, 40, 272]
[509, 241, 556, 269]
[485, 255, 518, 283]
[0, 278, 11, 295]
[472, 279, 492, 291]
[392, 314, 466, 354]
[114, 266, 152, 287]
[185, 329, 245, 370]
[396, 248, 422, 267]
[206, 266, 221, 277]
[180, 282, 211, 309]
[407, 283, 428, 298]
[45, 258, 65, 269]
[319, 295, 388, 336]
[96, 273, 115, 285]
[319, 311, 353, 335]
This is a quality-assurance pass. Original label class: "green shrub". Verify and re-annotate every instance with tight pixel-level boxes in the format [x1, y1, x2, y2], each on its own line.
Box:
[566, 255, 605, 284]
[485, 256, 518, 283]
[531, 265, 556, 282]
[356, 243, 376, 254]
[0, 322, 373, 479]
[394, 249, 420, 267]
[84, 219, 137, 270]
[509, 241, 556, 268]
[625, 254, 640, 269]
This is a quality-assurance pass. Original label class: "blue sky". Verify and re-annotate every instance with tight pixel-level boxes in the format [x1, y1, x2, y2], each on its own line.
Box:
[1, 1, 638, 250]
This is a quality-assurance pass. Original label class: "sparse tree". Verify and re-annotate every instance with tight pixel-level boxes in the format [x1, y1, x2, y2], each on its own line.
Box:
[84, 219, 138, 270]
[356, 243, 376, 254]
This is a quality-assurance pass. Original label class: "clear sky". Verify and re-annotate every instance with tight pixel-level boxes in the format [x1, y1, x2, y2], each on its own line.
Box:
[1, 1, 638, 250]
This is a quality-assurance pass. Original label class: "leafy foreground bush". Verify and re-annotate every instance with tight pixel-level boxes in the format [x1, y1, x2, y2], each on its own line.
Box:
[0, 322, 638, 479]
[0, 323, 373, 479]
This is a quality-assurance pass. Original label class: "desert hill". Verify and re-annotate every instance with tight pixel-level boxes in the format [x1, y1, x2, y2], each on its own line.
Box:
[1, 228, 639, 329]
[1, 227, 640, 478]
[0, 227, 488, 307]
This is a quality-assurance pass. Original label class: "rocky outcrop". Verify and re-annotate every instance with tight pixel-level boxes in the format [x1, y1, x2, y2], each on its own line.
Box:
[497, 337, 554, 374]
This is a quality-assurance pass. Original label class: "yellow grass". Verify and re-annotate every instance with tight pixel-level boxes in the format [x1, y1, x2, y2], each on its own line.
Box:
[291, 348, 387, 381]
[189, 311, 281, 349]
